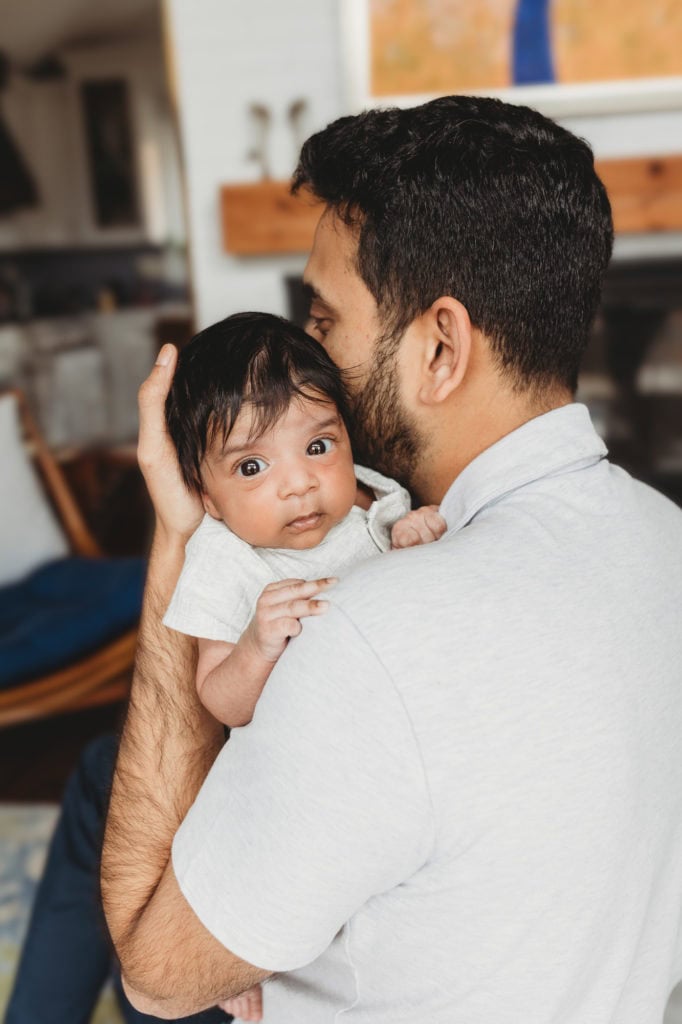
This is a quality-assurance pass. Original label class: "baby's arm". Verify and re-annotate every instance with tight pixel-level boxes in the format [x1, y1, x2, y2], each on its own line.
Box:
[391, 505, 447, 549]
[196, 577, 337, 727]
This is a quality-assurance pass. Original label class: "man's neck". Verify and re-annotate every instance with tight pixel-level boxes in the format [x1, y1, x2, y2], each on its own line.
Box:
[414, 385, 573, 506]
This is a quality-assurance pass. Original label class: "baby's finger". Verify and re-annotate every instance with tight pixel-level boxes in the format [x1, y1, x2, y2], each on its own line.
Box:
[219, 996, 246, 1015]
[220, 994, 261, 1021]
[391, 523, 422, 548]
[244, 985, 263, 1020]
[262, 577, 338, 607]
[279, 617, 303, 639]
[412, 520, 440, 544]
[220, 985, 263, 1021]
[261, 577, 308, 594]
[423, 508, 447, 538]
[268, 597, 329, 624]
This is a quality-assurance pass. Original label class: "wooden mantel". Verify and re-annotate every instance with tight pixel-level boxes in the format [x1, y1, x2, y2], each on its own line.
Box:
[220, 154, 682, 256]
[596, 154, 682, 234]
[220, 181, 323, 256]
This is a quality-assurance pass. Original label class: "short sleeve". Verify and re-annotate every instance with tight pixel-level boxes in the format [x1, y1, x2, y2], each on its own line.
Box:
[172, 603, 433, 972]
[163, 516, 270, 642]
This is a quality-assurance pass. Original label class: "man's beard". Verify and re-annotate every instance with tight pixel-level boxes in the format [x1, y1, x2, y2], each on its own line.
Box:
[346, 338, 424, 497]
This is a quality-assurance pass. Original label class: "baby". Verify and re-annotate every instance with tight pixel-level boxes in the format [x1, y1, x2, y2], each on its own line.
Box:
[164, 311, 446, 732]
[163, 312, 445, 1022]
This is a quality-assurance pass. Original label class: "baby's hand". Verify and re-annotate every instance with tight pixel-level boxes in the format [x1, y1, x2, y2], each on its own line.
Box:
[245, 577, 338, 662]
[219, 983, 263, 1020]
[391, 506, 446, 549]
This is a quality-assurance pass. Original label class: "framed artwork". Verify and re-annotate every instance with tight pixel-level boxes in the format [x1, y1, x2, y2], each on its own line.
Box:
[80, 79, 141, 228]
[341, 0, 682, 116]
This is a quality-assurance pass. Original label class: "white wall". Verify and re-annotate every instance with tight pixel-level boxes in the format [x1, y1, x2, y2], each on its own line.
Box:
[0, 32, 185, 250]
[167, 0, 682, 329]
[165, 0, 342, 328]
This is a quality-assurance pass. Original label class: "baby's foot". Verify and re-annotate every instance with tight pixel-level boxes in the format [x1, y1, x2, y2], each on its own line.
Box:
[219, 983, 263, 1021]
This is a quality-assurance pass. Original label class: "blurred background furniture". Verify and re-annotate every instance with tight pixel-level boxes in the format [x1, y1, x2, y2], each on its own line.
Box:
[0, 390, 145, 728]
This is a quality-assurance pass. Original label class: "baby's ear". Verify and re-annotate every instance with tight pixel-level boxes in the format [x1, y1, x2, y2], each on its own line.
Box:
[201, 489, 221, 520]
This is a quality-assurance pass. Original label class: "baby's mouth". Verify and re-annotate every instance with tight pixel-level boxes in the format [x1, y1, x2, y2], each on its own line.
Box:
[287, 512, 324, 531]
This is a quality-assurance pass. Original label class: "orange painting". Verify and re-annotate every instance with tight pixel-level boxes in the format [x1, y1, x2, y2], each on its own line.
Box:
[370, 0, 682, 96]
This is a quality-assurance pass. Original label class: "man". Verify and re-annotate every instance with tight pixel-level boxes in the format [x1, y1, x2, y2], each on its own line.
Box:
[15, 95, 682, 1023]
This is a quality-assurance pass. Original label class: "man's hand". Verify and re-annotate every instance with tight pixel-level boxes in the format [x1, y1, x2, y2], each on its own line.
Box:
[138, 343, 203, 541]
[391, 506, 447, 549]
[243, 577, 338, 662]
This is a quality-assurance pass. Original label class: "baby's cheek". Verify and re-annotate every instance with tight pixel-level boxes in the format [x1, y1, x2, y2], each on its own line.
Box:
[226, 492, 279, 546]
[337, 463, 362, 518]
[321, 449, 348, 469]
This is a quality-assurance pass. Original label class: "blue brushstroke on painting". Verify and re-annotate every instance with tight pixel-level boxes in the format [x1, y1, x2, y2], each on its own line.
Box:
[513, 0, 555, 84]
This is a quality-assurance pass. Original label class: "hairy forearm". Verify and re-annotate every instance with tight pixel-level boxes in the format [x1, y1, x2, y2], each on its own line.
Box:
[199, 637, 276, 728]
[101, 526, 224, 965]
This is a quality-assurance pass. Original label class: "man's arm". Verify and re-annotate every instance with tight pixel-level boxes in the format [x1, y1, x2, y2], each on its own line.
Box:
[100, 347, 269, 1018]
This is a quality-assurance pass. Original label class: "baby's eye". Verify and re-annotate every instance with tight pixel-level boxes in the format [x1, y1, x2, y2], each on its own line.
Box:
[237, 457, 267, 477]
[307, 437, 333, 456]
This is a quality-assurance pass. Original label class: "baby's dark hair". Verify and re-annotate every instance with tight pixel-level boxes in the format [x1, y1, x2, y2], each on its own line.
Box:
[166, 311, 352, 494]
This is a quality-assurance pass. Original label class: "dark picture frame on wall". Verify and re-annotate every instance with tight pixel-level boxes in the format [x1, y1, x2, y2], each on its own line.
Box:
[80, 79, 141, 228]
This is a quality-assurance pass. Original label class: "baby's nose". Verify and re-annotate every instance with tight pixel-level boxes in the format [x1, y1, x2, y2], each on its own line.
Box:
[279, 461, 318, 498]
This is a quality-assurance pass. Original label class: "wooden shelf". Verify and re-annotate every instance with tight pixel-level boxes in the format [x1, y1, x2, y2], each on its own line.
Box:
[220, 155, 682, 256]
[596, 154, 682, 234]
[220, 180, 323, 255]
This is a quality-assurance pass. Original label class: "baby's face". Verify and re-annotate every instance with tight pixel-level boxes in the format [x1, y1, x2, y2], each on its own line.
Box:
[200, 395, 357, 550]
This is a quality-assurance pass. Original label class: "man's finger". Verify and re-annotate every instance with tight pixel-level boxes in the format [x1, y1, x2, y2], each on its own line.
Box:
[138, 344, 178, 408]
[137, 345, 179, 462]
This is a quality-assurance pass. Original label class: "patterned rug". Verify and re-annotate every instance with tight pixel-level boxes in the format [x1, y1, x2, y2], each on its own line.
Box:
[0, 802, 124, 1023]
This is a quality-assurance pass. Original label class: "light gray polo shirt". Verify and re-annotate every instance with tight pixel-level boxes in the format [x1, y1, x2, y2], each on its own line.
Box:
[173, 403, 682, 1023]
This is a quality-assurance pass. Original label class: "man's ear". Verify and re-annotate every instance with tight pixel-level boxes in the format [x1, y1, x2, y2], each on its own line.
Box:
[417, 297, 473, 406]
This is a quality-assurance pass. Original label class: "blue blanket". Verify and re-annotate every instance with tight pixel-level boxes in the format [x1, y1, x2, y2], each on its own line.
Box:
[0, 557, 145, 688]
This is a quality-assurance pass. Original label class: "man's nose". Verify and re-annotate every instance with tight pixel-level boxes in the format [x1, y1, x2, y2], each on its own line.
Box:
[278, 460, 318, 499]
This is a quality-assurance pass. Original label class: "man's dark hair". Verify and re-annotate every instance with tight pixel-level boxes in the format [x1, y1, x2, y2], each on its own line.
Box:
[166, 312, 352, 493]
[293, 95, 613, 393]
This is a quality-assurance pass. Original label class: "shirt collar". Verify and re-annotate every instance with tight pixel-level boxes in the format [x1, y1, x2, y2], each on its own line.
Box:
[439, 403, 607, 533]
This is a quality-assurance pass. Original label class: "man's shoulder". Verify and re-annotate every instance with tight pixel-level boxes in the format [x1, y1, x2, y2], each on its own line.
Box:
[602, 464, 682, 562]
[624, 468, 682, 524]
[327, 536, 461, 629]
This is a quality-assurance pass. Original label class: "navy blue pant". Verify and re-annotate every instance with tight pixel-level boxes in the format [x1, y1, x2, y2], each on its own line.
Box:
[5, 734, 231, 1024]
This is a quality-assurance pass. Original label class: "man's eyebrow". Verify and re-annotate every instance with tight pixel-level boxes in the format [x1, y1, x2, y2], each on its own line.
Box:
[302, 280, 337, 316]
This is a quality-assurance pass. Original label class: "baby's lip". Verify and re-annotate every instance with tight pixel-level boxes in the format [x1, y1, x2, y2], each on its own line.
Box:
[287, 511, 324, 531]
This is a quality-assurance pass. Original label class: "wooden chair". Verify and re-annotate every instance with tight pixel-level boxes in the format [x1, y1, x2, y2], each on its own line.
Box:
[0, 390, 139, 728]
